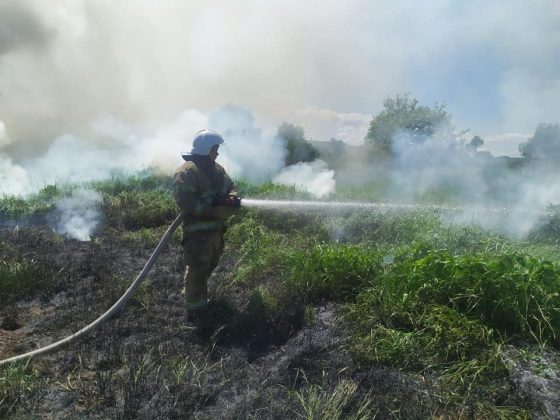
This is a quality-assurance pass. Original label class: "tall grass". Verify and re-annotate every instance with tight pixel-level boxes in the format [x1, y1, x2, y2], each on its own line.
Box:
[0, 184, 68, 220]
[0, 259, 52, 302]
[102, 190, 177, 230]
[286, 244, 382, 301]
[90, 169, 173, 195]
[373, 250, 560, 346]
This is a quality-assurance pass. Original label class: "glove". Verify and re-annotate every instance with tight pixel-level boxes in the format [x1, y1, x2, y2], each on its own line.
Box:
[212, 194, 241, 208]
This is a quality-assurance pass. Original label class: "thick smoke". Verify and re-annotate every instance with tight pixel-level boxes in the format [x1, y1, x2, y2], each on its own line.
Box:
[389, 129, 487, 203]
[0, 105, 324, 194]
[0, 2, 51, 54]
[56, 188, 102, 241]
[208, 105, 287, 182]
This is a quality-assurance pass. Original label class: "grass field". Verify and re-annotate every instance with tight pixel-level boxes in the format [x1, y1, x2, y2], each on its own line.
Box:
[1, 169, 559, 418]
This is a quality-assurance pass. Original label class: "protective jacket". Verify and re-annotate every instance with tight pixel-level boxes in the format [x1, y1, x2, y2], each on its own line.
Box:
[173, 155, 235, 233]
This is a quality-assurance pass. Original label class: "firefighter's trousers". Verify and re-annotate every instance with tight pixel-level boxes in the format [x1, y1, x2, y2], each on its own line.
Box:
[182, 230, 224, 309]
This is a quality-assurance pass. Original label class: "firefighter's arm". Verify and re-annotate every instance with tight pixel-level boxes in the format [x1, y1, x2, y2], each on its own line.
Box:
[209, 174, 240, 220]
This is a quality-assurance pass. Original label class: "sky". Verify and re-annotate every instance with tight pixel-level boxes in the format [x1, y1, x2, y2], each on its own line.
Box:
[0, 0, 559, 163]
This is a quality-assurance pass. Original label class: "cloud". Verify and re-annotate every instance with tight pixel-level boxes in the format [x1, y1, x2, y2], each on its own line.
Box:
[482, 133, 531, 157]
[293, 108, 371, 144]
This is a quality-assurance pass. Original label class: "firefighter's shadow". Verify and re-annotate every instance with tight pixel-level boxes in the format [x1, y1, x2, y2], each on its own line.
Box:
[193, 296, 303, 357]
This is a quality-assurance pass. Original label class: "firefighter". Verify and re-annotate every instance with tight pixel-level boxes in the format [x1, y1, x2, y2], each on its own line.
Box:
[173, 129, 239, 315]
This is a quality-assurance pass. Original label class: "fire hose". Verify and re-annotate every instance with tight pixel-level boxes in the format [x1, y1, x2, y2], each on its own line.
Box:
[0, 212, 184, 367]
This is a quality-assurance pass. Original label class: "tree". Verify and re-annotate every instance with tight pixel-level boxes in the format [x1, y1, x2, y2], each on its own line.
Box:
[519, 124, 560, 160]
[467, 135, 484, 152]
[365, 94, 453, 154]
[276, 122, 319, 166]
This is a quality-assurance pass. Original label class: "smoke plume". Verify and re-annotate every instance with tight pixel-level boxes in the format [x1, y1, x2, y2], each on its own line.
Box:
[56, 188, 102, 241]
[273, 160, 335, 199]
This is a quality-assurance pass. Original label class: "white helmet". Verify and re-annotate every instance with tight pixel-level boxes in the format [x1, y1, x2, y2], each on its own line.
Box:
[188, 129, 225, 156]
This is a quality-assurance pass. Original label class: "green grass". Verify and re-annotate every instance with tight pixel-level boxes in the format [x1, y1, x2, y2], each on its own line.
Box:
[224, 209, 558, 416]
[102, 190, 177, 230]
[236, 181, 310, 199]
[377, 250, 560, 346]
[225, 213, 311, 283]
[90, 169, 173, 195]
[0, 184, 69, 220]
[0, 360, 41, 417]
[0, 259, 53, 302]
[286, 244, 382, 301]
[331, 180, 389, 202]
[290, 373, 374, 420]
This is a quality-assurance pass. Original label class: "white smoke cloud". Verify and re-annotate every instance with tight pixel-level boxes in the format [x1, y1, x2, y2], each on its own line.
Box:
[385, 125, 560, 238]
[390, 129, 487, 203]
[209, 105, 287, 182]
[0, 105, 293, 195]
[273, 160, 335, 199]
[56, 188, 102, 241]
[0, 157, 29, 195]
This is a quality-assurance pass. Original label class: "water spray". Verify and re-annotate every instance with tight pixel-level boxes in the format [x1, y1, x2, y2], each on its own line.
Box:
[240, 198, 518, 214]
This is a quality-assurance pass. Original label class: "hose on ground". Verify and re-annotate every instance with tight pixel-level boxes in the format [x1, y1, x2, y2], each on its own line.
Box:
[0, 213, 184, 367]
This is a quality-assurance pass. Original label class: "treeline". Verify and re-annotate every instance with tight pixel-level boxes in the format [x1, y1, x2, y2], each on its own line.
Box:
[277, 93, 560, 170]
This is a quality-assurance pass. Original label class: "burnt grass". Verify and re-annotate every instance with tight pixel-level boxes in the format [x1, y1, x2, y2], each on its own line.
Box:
[0, 221, 440, 419]
[1, 210, 560, 419]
